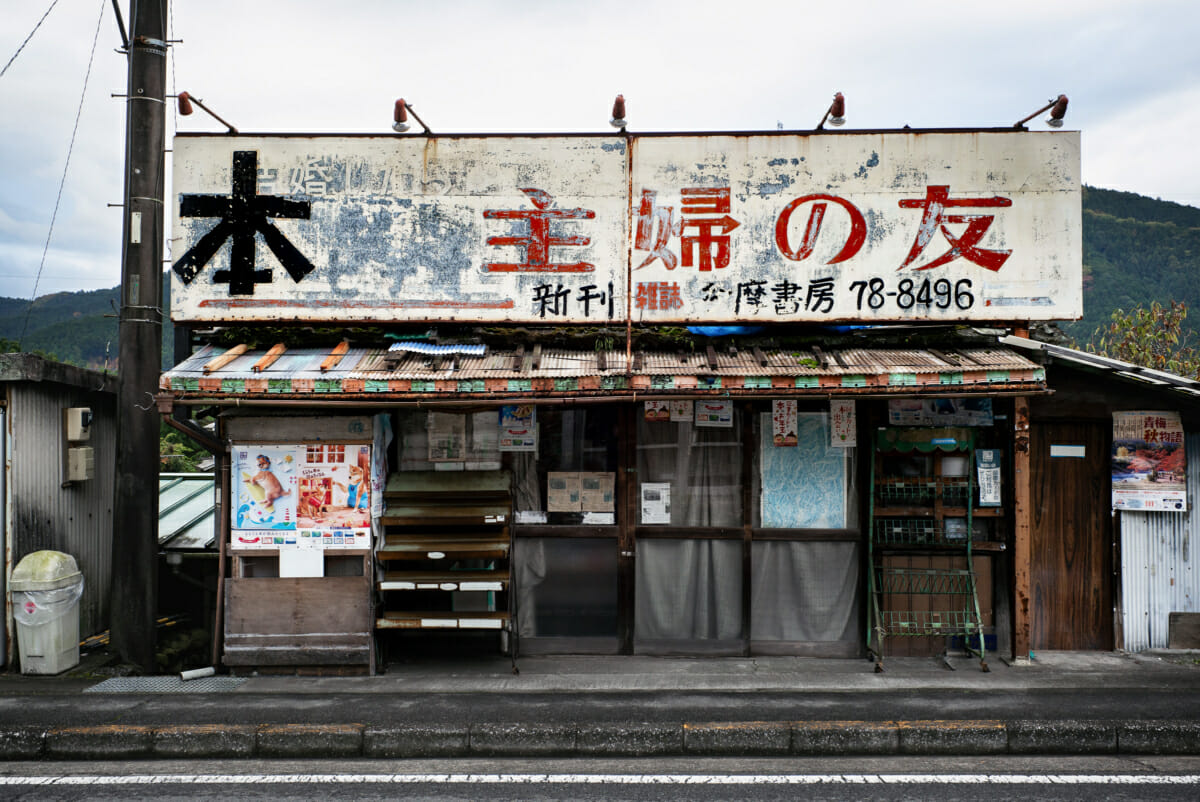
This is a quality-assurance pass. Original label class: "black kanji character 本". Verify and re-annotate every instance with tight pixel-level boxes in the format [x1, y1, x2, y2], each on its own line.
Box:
[173, 151, 315, 295]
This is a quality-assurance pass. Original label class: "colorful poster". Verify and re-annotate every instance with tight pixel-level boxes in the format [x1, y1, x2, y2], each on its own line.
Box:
[669, 400, 692, 422]
[831, 400, 857, 447]
[644, 400, 670, 421]
[771, 400, 798, 447]
[694, 400, 733, 428]
[1112, 411, 1187, 512]
[233, 446, 298, 530]
[499, 405, 538, 451]
[297, 444, 372, 530]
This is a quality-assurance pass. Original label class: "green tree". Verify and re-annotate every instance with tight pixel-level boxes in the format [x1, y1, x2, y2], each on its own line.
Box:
[160, 422, 208, 472]
[1084, 300, 1200, 378]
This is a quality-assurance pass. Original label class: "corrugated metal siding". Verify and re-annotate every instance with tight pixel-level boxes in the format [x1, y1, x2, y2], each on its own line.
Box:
[1120, 432, 1200, 651]
[7, 382, 116, 640]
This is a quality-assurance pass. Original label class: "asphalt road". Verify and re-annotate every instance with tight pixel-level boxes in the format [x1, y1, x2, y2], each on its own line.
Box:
[2, 757, 1199, 801]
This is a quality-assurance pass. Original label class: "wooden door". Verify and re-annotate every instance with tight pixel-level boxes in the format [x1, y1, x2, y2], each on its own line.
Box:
[1030, 420, 1113, 650]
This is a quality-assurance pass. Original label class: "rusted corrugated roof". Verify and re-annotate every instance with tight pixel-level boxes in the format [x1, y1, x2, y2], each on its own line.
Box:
[161, 340, 1045, 403]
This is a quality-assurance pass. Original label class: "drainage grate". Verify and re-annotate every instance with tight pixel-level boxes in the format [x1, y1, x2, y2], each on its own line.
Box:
[84, 676, 246, 693]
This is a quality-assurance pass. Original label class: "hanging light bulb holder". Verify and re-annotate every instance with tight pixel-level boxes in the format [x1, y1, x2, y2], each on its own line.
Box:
[609, 94, 627, 130]
[816, 92, 846, 130]
[391, 98, 432, 134]
[176, 91, 238, 135]
[1014, 94, 1069, 130]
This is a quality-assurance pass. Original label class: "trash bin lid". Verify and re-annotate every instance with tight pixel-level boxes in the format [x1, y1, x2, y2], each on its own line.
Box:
[10, 550, 82, 592]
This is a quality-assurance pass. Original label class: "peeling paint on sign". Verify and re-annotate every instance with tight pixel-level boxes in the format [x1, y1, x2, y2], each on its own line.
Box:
[171, 131, 1080, 325]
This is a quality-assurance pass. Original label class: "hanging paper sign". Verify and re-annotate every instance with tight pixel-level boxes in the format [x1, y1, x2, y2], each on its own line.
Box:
[499, 404, 538, 451]
[772, 400, 798, 446]
[831, 400, 856, 447]
[694, 400, 733, 428]
[644, 400, 670, 421]
[1112, 411, 1187, 511]
[669, 400, 693, 422]
[976, 449, 1001, 506]
[640, 482, 672, 524]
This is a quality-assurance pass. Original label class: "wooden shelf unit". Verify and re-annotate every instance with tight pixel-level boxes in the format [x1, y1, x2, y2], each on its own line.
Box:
[375, 470, 517, 668]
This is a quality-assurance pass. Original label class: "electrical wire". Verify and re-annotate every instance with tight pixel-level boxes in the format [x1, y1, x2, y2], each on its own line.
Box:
[0, 0, 62, 79]
[18, 0, 106, 348]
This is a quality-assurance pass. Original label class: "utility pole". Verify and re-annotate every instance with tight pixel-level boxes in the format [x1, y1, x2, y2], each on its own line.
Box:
[110, 0, 167, 672]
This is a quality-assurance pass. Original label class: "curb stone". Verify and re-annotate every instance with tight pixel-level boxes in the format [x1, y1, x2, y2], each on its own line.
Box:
[1008, 720, 1117, 754]
[256, 723, 363, 759]
[684, 722, 791, 756]
[153, 724, 257, 758]
[898, 720, 1007, 755]
[363, 724, 470, 758]
[791, 720, 900, 755]
[45, 725, 153, 760]
[2, 719, 1200, 760]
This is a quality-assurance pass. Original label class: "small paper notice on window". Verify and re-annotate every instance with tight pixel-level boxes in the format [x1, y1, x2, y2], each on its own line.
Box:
[977, 449, 1002, 506]
[640, 482, 672, 524]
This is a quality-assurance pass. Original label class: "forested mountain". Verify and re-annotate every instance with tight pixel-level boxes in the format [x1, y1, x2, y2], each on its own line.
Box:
[2, 186, 1198, 369]
[1071, 187, 1200, 346]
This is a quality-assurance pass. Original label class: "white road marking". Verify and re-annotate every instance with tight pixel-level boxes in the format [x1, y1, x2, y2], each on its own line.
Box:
[0, 774, 1198, 786]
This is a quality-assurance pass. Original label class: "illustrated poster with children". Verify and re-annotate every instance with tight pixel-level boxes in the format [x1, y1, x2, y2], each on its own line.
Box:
[297, 444, 372, 530]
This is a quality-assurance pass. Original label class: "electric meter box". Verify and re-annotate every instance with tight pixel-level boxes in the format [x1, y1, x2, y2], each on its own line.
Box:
[67, 447, 94, 482]
[65, 407, 92, 442]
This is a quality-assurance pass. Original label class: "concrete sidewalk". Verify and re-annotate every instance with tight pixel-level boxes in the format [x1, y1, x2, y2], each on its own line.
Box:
[2, 650, 1199, 760]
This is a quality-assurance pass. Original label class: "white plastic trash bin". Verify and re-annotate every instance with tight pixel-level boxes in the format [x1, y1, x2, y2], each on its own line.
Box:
[11, 550, 84, 674]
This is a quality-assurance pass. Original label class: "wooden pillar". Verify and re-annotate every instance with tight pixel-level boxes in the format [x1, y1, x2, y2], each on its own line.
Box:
[1012, 395, 1032, 662]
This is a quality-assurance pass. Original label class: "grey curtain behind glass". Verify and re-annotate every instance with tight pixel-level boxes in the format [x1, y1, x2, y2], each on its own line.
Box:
[636, 416, 742, 527]
[635, 539, 743, 640]
[750, 541, 860, 643]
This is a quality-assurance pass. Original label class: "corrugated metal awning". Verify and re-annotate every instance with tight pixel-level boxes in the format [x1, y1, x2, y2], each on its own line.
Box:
[160, 342, 1046, 404]
[159, 473, 216, 551]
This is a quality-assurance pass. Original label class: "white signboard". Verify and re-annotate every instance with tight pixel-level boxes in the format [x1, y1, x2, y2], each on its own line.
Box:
[172, 132, 1080, 324]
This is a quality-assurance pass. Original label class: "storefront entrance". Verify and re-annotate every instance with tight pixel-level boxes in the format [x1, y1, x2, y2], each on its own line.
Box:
[393, 402, 862, 658]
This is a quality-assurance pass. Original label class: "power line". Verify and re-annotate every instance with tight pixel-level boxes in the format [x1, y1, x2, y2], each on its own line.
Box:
[18, 0, 106, 348]
[0, 0, 63, 79]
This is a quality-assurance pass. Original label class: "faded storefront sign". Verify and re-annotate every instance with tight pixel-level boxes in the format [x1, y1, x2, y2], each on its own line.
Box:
[171, 131, 1080, 325]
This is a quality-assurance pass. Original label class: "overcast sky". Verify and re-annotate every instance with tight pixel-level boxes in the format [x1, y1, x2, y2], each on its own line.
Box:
[1, 0, 1197, 301]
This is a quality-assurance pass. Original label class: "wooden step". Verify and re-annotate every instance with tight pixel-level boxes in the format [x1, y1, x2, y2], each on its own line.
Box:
[376, 536, 510, 560]
[375, 610, 509, 630]
[378, 569, 509, 592]
[380, 504, 511, 526]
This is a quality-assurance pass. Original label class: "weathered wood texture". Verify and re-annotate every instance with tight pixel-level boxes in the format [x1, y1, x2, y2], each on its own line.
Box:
[1029, 420, 1113, 650]
[224, 575, 371, 665]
